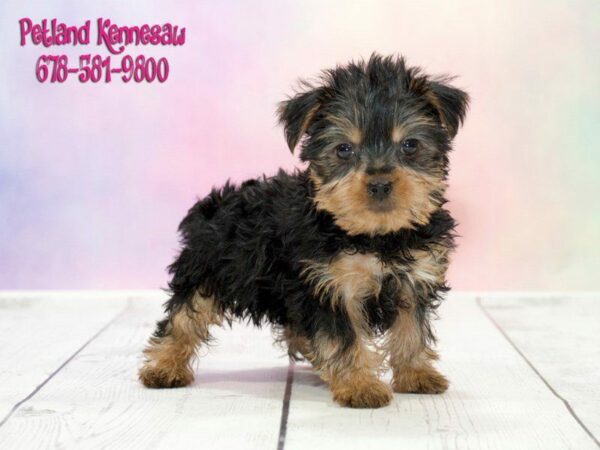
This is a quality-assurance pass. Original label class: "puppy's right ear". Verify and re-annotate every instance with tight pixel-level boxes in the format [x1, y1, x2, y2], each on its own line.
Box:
[277, 86, 326, 153]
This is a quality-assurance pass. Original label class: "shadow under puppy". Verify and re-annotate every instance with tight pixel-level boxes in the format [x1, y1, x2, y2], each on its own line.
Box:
[139, 54, 469, 408]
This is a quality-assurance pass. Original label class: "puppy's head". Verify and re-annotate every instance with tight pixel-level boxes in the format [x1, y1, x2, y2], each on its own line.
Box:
[278, 54, 469, 236]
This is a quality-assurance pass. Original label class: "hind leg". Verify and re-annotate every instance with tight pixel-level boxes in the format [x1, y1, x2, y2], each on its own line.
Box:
[276, 326, 311, 361]
[139, 295, 222, 388]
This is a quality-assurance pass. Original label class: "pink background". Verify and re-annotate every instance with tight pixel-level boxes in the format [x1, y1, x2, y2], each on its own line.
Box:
[0, 1, 598, 290]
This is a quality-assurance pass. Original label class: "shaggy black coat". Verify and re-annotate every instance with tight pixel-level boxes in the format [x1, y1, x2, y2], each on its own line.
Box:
[161, 169, 455, 347]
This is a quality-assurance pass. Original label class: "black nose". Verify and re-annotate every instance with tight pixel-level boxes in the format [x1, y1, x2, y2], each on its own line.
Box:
[367, 181, 393, 200]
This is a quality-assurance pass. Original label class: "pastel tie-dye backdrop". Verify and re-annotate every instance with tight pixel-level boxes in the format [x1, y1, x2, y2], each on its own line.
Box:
[0, 1, 598, 290]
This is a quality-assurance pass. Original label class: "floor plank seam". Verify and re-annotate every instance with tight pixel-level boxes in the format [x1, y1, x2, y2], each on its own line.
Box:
[476, 296, 600, 448]
[0, 298, 133, 429]
[276, 358, 295, 450]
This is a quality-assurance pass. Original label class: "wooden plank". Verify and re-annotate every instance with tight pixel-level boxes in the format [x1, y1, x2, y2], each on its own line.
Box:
[0, 292, 131, 423]
[284, 294, 598, 450]
[0, 296, 289, 449]
[480, 293, 600, 445]
[1, 292, 598, 449]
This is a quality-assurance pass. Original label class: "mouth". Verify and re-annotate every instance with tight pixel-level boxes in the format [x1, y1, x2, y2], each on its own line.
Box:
[366, 199, 396, 213]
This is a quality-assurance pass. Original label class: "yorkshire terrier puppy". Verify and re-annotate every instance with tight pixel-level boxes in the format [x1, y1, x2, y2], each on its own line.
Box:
[139, 54, 468, 408]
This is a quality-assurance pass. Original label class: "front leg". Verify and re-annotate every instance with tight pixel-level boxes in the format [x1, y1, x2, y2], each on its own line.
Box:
[386, 306, 448, 394]
[300, 251, 394, 407]
[309, 330, 392, 408]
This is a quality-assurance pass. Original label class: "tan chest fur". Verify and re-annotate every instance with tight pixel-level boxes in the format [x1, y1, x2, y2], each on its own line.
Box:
[301, 247, 449, 310]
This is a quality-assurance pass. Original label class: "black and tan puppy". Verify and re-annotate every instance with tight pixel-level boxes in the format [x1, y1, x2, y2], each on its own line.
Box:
[139, 54, 468, 408]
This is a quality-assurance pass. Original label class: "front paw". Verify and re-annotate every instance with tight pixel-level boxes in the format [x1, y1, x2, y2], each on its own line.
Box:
[332, 377, 393, 408]
[392, 366, 448, 394]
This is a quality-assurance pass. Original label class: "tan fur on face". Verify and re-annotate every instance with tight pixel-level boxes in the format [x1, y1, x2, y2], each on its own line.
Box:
[312, 167, 446, 236]
[391, 115, 436, 144]
[391, 125, 404, 144]
[318, 114, 363, 147]
[139, 294, 223, 388]
[348, 126, 363, 145]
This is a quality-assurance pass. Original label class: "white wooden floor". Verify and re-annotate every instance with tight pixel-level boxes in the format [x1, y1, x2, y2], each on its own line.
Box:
[0, 292, 598, 450]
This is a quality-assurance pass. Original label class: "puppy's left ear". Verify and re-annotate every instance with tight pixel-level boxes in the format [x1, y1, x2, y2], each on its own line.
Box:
[427, 81, 470, 139]
[277, 86, 327, 153]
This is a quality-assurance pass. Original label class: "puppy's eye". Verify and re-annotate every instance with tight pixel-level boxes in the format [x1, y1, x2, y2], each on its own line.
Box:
[400, 139, 419, 155]
[336, 143, 354, 159]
